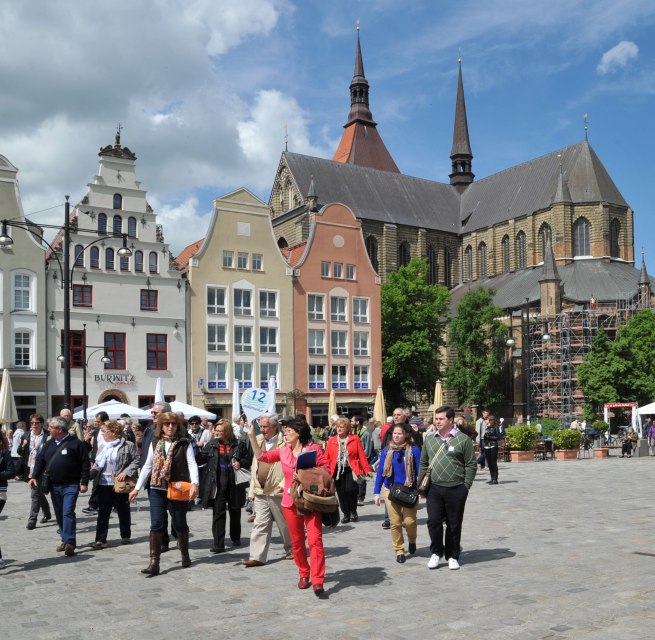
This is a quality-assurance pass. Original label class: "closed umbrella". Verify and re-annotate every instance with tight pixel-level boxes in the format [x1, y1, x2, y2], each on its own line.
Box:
[372, 385, 386, 424]
[328, 389, 337, 421]
[0, 369, 18, 425]
[231, 379, 241, 421]
[433, 380, 444, 412]
[267, 376, 277, 414]
[154, 378, 165, 403]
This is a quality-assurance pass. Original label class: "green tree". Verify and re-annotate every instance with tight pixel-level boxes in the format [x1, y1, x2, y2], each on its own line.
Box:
[577, 327, 618, 420]
[445, 287, 507, 410]
[381, 259, 450, 407]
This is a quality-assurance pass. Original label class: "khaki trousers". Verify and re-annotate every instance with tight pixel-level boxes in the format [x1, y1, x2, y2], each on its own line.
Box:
[383, 487, 418, 555]
[249, 493, 292, 563]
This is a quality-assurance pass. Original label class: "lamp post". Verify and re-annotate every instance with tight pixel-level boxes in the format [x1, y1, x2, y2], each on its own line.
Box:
[0, 197, 132, 409]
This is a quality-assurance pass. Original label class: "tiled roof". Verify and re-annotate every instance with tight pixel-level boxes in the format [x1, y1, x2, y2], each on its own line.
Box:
[281, 241, 307, 267]
[175, 238, 204, 269]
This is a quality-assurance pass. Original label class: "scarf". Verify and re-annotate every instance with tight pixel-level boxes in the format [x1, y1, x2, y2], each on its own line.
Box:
[382, 441, 414, 487]
[151, 438, 179, 487]
[94, 438, 121, 470]
[336, 437, 350, 479]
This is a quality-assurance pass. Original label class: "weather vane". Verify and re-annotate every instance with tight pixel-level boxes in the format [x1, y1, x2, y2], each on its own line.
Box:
[284, 124, 288, 152]
[583, 113, 589, 141]
[356, 18, 360, 32]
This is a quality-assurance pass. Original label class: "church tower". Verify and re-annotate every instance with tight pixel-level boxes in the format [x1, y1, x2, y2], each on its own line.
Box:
[449, 58, 474, 192]
[332, 28, 400, 173]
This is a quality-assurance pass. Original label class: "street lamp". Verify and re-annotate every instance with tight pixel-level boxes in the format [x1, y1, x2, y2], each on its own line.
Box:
[0, 196, 132, 409]
[80, 324, 111, 423]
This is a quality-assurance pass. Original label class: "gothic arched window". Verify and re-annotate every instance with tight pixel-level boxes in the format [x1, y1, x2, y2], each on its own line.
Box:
[427, 245, 438, 285]
[365, 235, 379, 273]
[610, 219, 620, 258]
[464, 245, 473, 281]
[539, 223, 552, 261]
[502, 235, 510, 273]
[398, 242, 411, 267]
[478, 242, 487, 278]
[444, 249, 452, 288]
[516, 231, 527, 269]
[573, 217, 591, 256]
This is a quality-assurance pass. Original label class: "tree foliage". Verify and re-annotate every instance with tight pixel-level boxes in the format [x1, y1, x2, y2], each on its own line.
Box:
[445, 287, 507, 410]
[579, 310, 655, 418]
[381, 259, 450, 407]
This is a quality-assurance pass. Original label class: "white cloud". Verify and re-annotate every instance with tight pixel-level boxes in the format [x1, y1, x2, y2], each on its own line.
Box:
[149, 195, 213, 253]
[597, 41, 639, 74]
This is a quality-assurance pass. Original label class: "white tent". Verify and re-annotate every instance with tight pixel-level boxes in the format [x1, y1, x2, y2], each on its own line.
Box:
[169, 401, 216, 420]
[637, 402, 655, 415]
[73, 399, 151, 421]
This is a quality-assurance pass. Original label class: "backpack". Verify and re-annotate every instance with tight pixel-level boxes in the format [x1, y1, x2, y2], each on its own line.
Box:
[291, 466, 338, 515]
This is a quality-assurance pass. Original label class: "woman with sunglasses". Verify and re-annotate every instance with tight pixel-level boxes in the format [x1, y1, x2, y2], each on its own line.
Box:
[129, 412, 199, 576]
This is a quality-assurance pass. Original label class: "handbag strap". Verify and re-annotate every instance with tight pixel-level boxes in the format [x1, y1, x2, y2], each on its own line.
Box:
[107, 460, 116, 479]
[44, 438, 69, 474]
[427, 435, 450, 471]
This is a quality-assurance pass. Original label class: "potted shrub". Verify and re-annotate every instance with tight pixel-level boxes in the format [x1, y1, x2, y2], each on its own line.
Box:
[552, 429, 581, 460]
[591, 420, 609, 458]
[506, 424, 539, 462]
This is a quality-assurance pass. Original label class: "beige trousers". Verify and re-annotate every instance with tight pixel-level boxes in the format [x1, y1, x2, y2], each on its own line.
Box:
[383, 487, 418, 555]
[248, 493, 292, 563]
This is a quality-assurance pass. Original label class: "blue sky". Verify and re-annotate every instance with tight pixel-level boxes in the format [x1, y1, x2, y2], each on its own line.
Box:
[1, 1, 654, 270]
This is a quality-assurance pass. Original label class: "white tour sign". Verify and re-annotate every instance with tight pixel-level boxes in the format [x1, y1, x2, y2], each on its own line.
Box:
[241, 388, 271, 426]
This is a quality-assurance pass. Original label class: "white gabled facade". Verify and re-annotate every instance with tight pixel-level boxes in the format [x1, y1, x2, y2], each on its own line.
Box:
[46, 134, 186, 415]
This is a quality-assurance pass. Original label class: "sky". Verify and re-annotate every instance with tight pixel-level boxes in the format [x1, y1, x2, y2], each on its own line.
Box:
[1, 0, 654, 270]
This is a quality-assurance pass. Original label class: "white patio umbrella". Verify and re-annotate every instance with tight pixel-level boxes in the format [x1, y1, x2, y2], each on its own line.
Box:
[267, 376, 277, 414]
[154, 378, 165, 403]
[169, 400, 216, 420]
[73, 399, 151, 421]
[231, 379, 241, 421]
[0, 369, 18, 425]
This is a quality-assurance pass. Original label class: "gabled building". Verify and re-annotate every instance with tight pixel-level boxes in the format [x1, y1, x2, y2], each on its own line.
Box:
[47, 133, 186, 414]
[0, 154, 48, 420]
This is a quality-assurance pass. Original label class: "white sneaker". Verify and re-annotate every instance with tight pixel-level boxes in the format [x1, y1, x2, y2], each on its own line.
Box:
[448, 558, 460, 570]
[427, 554, 442, 569]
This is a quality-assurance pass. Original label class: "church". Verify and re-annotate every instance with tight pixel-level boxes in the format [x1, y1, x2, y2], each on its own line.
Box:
[265, 32, 652, 424]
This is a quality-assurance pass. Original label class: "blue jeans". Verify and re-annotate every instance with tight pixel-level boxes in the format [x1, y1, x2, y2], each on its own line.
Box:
[50, 484, 80, 546]
[149, 488, 189, 534]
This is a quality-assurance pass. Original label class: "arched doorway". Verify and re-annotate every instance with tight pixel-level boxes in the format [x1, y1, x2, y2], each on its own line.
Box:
[97, 388, 129, 404]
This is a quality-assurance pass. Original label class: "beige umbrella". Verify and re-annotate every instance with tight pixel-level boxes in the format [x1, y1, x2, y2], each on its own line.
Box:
[0, 369, 18, 425]
[433, 380, 444, 412]
[327, 389, 337, 421]
[373, 385, 386, 424]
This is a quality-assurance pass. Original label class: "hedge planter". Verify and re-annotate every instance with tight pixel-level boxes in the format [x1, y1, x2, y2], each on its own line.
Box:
[594, 447, 609, 459]
[510, 450, 534, 463]
[555, 449, 579, 461]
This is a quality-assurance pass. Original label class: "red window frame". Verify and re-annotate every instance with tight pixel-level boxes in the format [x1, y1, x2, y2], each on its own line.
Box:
[72, 284, 92, 307]
[147, 333, 167, 370]
[140, 289, 158, 311]
[104, 332, 126, 369]
[61, 329, 85, 369]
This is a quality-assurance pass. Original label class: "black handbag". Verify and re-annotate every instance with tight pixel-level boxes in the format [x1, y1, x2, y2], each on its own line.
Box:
[389, 483, 418, 507]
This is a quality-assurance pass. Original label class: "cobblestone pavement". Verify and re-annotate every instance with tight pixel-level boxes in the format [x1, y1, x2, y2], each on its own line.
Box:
[1, 453, 654, 639]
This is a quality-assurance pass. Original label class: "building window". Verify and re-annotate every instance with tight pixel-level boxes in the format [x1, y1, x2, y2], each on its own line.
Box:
[333, 263, 343, 279]
[105, 248, 115, 270]
[308, 294, 324, 320]
[237, 252, 248, 269]
[14, 331, 31, 367]
[235, 362, 253, 388]
[331, 330, 347, 356]
[90, 246, 100, 269]
[67, 330, 85, 368]
[105, 332, 126, 369]
[98, 213, 107, 235]
[260, 363, 278, 387]
[346, 264, 356, 280]
[516, 232, 527, 269]
[427, 246, 438, 285]
[444, 248, 452, 288]
[365, 235, 379, 272]
[260, 327, 278, 353]
[308, 364, 325, 389]
[308, 329, 325, 355]
[207, 286, 226, 314]
[252, 254, 263, 271]
[147, 334, 167, 370]
[13, 273, 31, 310]
[113, 193, 123, 210]
[148, 251, 158, 273]
[259, 291, 277, 318]
[207, 325, 226, 352]
[73, 284, 92, 307]
[234, 326, 253, 352]
[464, 245, 472, 281]
[330, 297, 347, 322]
[354, 365, 369, 389]
[140, 289, 158, 311]
[610, 219, 620, 258]
[74, 244, 84, 267]
[331, 365, 347, 389]
[223, 251, 234, 268]
[353, 298, 369, 323]
[573, 217, 591, 256]
[321, 261, 330, 278]
[134, 250, 144, 272]
[502, 235, 510, 273]
[353, 331, 369, 356]
[127, 216, 137, 237]
[120, 255, 130, 271]
[478, 242, 487, 278]
[398, 242, 411, 267]
[539, 223, 552, 261]
[113, 215, 122, 235]
[234, 289, 252, 316]
[207, 361, 227, 389]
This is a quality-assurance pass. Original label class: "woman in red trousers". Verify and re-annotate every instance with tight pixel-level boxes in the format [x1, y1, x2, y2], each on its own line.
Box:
[324, 417, 371, 523]
[247, 417, 329, 596]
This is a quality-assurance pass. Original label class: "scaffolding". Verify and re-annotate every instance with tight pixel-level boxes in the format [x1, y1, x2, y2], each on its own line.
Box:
[527, 293, 650, 425]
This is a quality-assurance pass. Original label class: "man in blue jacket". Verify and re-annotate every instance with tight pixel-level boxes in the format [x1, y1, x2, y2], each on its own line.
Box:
[28, 416, 90, 557]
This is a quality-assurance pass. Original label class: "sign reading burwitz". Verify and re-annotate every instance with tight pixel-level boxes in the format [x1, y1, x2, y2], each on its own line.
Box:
[94, 373, 136, 385]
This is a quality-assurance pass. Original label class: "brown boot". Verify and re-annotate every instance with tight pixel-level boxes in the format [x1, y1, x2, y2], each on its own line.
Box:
[141, 531, 161, 576]
[178, 530, 191, 568]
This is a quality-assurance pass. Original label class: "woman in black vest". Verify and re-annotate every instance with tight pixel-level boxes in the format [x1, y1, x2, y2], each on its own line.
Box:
[129, 412, 199, 575]
[482, 415, 500, 485]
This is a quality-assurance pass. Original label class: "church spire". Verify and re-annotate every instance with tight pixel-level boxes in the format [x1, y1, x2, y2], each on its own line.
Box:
[449, 57, 474, 192]
[332, 25, 400, 173]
